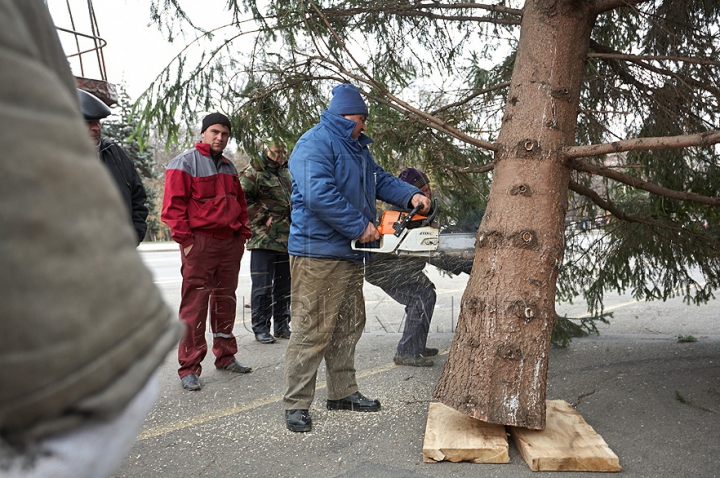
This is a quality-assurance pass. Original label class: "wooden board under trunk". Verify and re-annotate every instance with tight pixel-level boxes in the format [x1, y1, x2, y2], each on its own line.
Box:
[422, 402, 509, 464]
[509, 400, 621, 472]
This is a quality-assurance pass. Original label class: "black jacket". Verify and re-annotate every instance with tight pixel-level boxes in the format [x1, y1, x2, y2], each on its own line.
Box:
[99, 138, 148, 243]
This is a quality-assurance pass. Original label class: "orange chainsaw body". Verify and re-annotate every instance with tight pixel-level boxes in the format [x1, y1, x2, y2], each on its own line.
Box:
[377, 210, 429, 236]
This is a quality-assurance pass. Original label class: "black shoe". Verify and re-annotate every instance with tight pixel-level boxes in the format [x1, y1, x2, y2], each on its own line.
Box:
[327, 391, 381, 412]
[181, 373, 202, 391]
[274, 329, 292, 339]
[255, 332, 276, 344]
[394, 352, 434, 367]
[285, 409, 312, 432]
[222, 360, 252, 373]
[423, 347, 439, 357]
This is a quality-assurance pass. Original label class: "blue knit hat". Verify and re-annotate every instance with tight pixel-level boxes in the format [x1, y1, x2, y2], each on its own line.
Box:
[328, 84, 369, 116]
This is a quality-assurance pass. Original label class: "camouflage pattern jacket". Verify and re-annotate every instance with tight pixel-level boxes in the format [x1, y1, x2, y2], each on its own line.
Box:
[240, 155, 292, 252]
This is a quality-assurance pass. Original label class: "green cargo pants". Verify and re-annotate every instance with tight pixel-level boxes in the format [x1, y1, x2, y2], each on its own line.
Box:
[283, 255, 366, 409]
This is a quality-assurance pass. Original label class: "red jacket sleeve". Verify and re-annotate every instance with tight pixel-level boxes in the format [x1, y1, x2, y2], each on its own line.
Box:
[161, 168, 194, 247]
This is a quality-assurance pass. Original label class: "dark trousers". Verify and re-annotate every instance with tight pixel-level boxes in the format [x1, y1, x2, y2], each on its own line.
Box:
[177, 233, 244, 378]
[383, 277, 436, 355]
[250, 249, 291, 335]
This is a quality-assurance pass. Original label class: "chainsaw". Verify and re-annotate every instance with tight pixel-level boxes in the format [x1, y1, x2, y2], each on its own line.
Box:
[351, 200, 475, 257]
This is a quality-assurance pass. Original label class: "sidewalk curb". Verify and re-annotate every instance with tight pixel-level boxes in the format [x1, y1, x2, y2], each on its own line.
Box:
[137, 242, 178, 252]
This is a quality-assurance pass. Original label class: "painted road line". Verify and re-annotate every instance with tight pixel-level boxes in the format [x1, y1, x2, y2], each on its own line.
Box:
[139, 280, 695, 441]
[136, 358, 430, 441]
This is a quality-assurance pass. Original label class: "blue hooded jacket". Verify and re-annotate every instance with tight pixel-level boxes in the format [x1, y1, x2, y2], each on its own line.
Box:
[288, 111, 420, 262]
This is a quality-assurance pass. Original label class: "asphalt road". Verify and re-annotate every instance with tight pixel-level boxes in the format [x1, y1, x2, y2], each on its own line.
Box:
[117, 243, 720, 477]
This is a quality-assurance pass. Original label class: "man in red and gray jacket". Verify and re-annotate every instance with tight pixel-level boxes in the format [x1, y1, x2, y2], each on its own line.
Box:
[162, 113, 254, 391]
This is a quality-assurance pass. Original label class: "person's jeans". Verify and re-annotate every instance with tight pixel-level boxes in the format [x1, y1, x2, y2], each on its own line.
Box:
[383, 279, 436, 355]
[249, 249, 291, 335]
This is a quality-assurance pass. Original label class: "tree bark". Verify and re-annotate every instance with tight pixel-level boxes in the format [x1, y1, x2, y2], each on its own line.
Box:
[434, 0, 595, 430]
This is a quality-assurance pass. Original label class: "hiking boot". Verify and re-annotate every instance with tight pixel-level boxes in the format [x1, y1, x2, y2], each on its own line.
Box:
[255, 332, 276, 344]
[393, 353, 434, 367]
[285, 409, 312, 432]
[327, 391, 381, 412]
[181, 373, 202, 391]
[222, 360, 252, 374]
[274, 328, 292, 339]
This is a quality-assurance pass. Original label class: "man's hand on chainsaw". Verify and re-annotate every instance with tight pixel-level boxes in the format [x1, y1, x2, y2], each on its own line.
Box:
[357, 221, 380, 243]
[410, 193, 431, 215]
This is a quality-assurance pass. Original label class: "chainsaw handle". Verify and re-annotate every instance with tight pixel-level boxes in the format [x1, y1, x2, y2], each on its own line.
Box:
[393, 204, 423, 237]
[392, 199, 438, 236]
[424, 198, 438, 224]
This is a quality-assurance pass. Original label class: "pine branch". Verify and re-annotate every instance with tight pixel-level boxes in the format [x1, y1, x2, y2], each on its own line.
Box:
[430, 82, 511, 116]
[360, 10, 520, 26]
[306, 0, 498, 152]
[590, 0, 651, 15]
[589, 41, 720, 98]
[269, 48, 496, 151]
[444, 163, 495, 174]
[565, 130, 720, 159]
[568, 180, 668, 228]
[587, 52, 720, 67]
[569, 159, 720, 206]
[365, 91, 497, 151]
[416, 2, 522, 16]
[321, 2, 523, 22]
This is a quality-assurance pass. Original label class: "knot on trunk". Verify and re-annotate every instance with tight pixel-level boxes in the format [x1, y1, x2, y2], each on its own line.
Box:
[508, 300, 537, 323]
[464, 297, 486, 314]
[508, 230, 540, 250]
[496, 343, 524, 361]
[509, 184, 533, 197]
[517, 140, 541, 158]
[551, 87, 572, 102]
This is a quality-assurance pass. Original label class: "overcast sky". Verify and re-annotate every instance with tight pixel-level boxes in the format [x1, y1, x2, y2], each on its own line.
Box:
[47, 1, 233, 100]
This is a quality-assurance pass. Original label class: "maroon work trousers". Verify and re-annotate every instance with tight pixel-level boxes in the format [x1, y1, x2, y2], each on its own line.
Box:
[177, 233, 244, 378]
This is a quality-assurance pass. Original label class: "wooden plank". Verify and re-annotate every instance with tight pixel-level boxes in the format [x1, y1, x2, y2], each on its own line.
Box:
[422, 402, 509, 464]
[509, 400, 621, 472]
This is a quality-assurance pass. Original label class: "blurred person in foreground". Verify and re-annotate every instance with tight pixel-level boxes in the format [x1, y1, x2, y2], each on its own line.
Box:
[283, 83, 431, 433]
[79, 89, 149, 244]
[161, 113, 254, 392]
[0, 1, 181, 477]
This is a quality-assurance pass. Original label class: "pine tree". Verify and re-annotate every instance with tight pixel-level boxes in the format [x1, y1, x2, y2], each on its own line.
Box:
[138, 0, 720, 428]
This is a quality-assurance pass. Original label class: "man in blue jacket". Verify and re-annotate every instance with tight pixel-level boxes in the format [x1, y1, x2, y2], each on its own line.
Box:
[283, 83, 431, 432]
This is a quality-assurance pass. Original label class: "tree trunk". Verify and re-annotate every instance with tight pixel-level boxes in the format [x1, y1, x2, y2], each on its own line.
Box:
[434, 0, 596, 430]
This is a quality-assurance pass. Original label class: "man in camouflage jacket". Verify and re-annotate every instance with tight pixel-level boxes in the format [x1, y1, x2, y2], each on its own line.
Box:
[240, 139, 293, 344]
